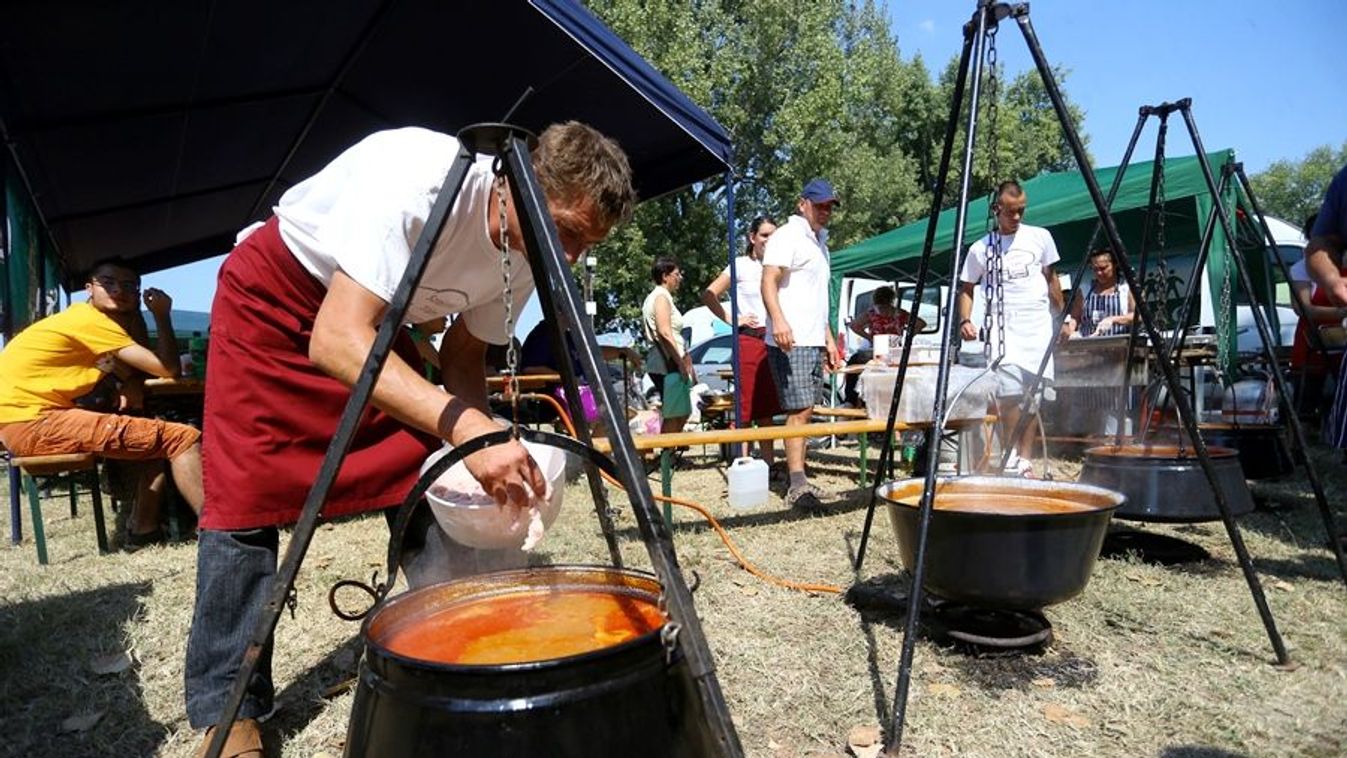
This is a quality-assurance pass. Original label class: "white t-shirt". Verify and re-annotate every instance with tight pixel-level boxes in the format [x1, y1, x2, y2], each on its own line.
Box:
[961, 224, 1060, 377]
[762, 214, 831, 347]
[720, 255, 766, 324]
[960, 224, 1060, 309]
[273, 127, 534, 345]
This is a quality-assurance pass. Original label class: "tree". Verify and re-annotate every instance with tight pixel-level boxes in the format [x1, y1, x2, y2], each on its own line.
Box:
[1249, 142, 1347, 229]
[581, 0, 1089, 333]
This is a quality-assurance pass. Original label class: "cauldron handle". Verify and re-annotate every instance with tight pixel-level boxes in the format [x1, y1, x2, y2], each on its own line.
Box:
[338, 428, 623, 618]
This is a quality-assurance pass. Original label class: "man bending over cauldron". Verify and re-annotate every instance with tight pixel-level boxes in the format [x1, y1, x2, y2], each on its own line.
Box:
[957, 180, 1071, 479]
[184, 123, 635, 756]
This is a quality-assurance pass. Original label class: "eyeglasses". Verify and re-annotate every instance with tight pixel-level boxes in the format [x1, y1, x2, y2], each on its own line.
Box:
[92, 276, 141, 293]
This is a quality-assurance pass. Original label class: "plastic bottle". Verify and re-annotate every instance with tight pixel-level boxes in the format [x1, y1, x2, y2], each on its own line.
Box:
[188, 331, 208, 380]
[727, 456, 769, 511]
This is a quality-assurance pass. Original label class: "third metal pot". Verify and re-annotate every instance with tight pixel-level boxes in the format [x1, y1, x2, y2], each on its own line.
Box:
[1079, 444, 1255, 523]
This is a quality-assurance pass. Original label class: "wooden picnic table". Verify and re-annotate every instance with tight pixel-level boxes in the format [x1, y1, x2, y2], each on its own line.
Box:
[143, 377, 205, 396]
[485, 373, 563, 391]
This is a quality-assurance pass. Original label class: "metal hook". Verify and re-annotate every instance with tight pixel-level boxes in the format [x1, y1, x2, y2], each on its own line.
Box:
[329, 576, 381, 622]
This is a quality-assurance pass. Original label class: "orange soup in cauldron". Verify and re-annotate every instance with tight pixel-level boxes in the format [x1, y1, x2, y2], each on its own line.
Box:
[382, 589, 666, 665]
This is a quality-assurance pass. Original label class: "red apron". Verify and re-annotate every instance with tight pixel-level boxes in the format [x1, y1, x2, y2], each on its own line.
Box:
[1290, 268, 1347, 374]
[200, 217, 439, 530]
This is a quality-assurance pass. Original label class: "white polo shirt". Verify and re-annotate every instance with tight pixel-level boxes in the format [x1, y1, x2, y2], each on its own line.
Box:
[762, 214, 831, 348]
[272, 127, 535, 345]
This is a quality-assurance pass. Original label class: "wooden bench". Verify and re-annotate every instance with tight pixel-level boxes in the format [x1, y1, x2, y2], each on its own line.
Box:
[593, 416, 992, 521]
[9, 452, 109, 564]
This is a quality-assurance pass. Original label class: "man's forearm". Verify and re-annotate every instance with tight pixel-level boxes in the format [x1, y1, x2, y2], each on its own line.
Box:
[152, 314, 182, 377]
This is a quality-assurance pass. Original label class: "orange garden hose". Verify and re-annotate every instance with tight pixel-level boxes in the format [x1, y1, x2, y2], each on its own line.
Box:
[517, 392, 843, 595]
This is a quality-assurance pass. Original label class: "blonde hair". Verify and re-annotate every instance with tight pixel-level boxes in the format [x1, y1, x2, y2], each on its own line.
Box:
[533, 121, 637, 228]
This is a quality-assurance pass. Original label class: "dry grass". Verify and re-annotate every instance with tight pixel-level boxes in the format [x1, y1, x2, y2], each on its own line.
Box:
[2, 436, 1345, 757]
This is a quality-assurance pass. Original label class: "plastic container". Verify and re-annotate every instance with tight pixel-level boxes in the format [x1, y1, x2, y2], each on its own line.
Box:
[726, 457, 768, 511]
[423, 440, 568, 549]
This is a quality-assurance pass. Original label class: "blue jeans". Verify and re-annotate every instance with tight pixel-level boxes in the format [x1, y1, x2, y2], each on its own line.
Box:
[184, 528, 279, 728]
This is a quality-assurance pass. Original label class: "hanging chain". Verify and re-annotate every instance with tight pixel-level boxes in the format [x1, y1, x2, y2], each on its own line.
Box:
[1216, 247, 1234, 385]
[1154, 140, 1170, 331]
[981, 23, 1005, 364]
[495, 168, 520, 435]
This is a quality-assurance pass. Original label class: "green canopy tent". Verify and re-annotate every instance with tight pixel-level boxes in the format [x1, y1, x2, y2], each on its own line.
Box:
[828, 149, 1281, 374]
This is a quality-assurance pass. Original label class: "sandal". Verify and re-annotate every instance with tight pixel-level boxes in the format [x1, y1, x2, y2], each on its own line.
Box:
[1003, 455, 1036, 479]
[194, 718, 264, 758]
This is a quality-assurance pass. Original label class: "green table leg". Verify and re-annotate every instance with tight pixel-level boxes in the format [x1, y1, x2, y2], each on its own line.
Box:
[24, 475, 48, 565]
[859, 432, 869, 488]
[661, 449, 673, 525]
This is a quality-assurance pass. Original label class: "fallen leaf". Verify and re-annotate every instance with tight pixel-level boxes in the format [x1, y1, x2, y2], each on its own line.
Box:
[928, 682, 962, 698]
[1269, 579, 1294, 592]
[847, 725, 883, 758]
[738, 584, 759, 597]
[768, 738, 781, 751]
[90, 651, 133, 676]
[60, 710, 105, 733]
[1043, 703, 1091, 728]
[1124, 572, 1162, 587]
[1031, 677, 1056, 689]
[846, 725, 880, 747]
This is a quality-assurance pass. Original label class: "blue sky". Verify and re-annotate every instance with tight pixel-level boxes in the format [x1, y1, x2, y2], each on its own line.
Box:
[143, 0, 1343, 338]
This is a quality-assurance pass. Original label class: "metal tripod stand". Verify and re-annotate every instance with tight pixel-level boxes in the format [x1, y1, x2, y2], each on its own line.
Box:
[205, 123, 743, 758]
[848, 3, 1301, 754]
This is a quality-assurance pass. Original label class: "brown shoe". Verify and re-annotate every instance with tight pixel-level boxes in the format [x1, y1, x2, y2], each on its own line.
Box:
[195, 718, 264, 758]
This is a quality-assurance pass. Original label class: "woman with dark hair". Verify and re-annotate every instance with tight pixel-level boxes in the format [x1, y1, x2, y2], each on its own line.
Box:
[700, 215, 781, 463]
[844, 285, 925, 406]
[643, 256, 694, 433]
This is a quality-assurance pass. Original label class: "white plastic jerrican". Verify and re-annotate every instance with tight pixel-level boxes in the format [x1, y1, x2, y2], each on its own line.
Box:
[727, 456, 769, 511]
[422, 440, 567, 549]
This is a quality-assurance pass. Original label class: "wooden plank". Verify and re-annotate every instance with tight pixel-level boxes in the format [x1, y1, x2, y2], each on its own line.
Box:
[811, 405, 870, 419]
[591, 416, 993, 453]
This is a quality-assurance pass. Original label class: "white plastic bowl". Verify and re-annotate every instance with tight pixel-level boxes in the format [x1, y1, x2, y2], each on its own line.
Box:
[422, 440, 567, 550]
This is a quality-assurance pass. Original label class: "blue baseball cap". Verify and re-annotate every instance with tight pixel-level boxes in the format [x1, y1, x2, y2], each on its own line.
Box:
[800, 178, 840, 205]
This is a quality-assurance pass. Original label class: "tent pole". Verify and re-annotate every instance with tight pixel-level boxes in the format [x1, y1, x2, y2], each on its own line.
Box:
[1016, 13, 1290, 663]
[2, 152, 21, 547]
[880, 3, 990, 752]
[727, 172, 743, 432]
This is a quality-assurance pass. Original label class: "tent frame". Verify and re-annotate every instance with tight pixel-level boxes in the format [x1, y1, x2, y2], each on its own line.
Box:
[852, 3, 1299, 753]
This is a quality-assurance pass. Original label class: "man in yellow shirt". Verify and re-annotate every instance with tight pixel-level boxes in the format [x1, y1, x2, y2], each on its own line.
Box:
[0, 258, 204, 546]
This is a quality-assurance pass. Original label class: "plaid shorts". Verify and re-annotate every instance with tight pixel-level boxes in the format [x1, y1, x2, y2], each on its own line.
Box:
[767, 346, 824, 411]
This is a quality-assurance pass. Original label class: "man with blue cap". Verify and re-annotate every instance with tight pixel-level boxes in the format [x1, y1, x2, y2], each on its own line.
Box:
[761, 178, 842, 510]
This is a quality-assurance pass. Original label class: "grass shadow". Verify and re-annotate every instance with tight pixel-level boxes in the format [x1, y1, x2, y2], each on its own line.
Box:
[1159, 747, 1251, 758]
[265, 635, 364, 748]
[0, 580, 163, 757]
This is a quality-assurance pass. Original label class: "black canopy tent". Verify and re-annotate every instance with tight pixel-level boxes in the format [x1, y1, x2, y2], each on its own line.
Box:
[0, 0, 733, 283]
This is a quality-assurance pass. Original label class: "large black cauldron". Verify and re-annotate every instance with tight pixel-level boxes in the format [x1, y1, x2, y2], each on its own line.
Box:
[1079, 443, 1255, 522]
[1196, 423, 1295, 480]
[879, 477, 1123, 610]
[344, 565, 717, 758]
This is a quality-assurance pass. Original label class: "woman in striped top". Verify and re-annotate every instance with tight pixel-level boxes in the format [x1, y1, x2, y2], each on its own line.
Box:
[1070, 249, 1135, 337]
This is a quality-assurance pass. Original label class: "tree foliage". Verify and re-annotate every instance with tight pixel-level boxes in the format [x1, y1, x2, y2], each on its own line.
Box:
[1249, 142, 1347, 229]
[582, 0, 1088, 331]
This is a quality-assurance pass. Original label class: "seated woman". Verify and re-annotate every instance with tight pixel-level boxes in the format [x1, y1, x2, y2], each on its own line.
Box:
[844, 286, 925, 407]
[1069, 249, 1135, 337]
